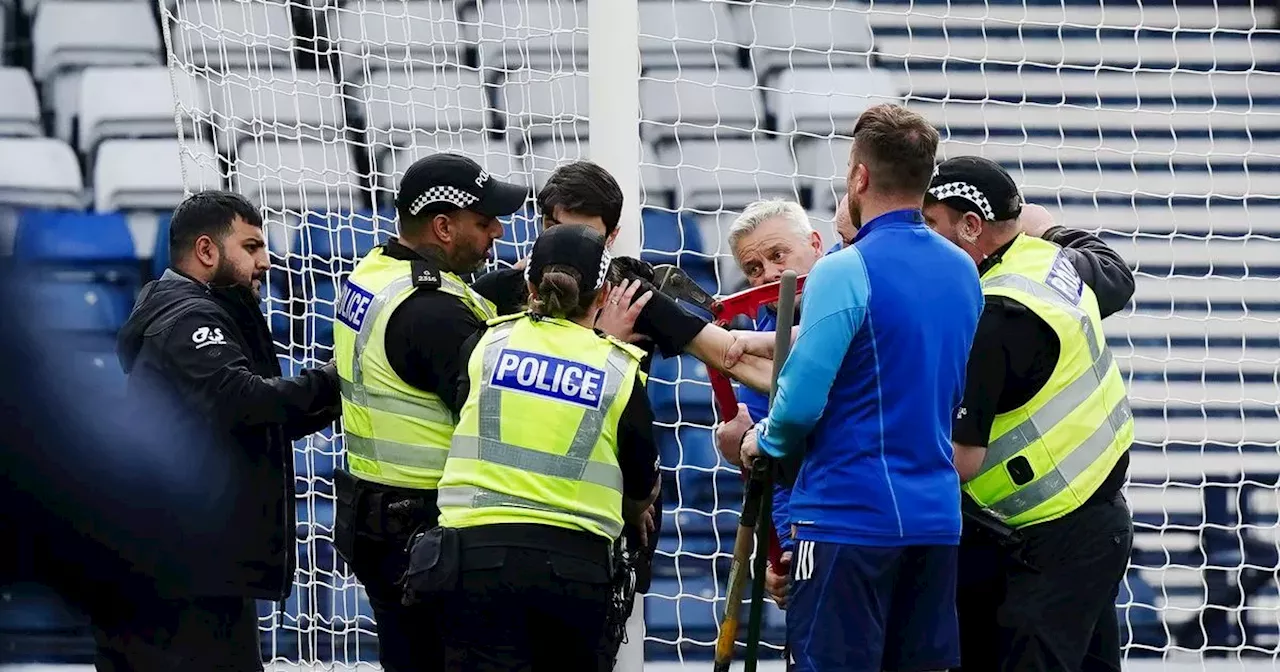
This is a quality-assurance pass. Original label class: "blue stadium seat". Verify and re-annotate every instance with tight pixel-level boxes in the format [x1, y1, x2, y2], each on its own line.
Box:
[14, 210, 140, 284]
[293, 211, 391, 274]
[30, 280, 134, 333]
[151, 212, 172, 279]
[640, 208, 717, 296]
[646, 576, 721, 636]
[0, 583, 88, 634]
[69, 348, 127, 396]
[264, 277, 293, 343]
[647, 354, 716, 426]
[493, 204, 539, 265]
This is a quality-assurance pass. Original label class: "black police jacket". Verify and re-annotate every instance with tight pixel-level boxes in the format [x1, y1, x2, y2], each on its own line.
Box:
[116, 269, 340, 600]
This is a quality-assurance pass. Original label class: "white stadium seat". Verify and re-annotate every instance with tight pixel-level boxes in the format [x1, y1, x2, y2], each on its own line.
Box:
[638, 0, 738, 70]
[733, 0, 875, 76]
[791, 135, 852, 211]
[640, 67, 765, 143]
[170, 0, 295, 72]
[233, 141, 359, 213]
[93, 138, 221, 212]
[655, 138, 798, 211]
[330, 0, 470, 80]
[376, 130, 525, 201]
[766, 67, 902, 136]
[523, 134, 664, 199]
[207, 69, 346, 154]
[476, 0, 587, 74]
[360, 67, 491, 154]
[32, 1, 161, 142]
[0, 67, 42, 137]
[0, 136, 84, 210]
[77, 67, 197, 156]
[498, 70, 589, 145]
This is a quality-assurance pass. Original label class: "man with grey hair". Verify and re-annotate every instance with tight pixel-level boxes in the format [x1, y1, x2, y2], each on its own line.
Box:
[714, 198, 825, 613]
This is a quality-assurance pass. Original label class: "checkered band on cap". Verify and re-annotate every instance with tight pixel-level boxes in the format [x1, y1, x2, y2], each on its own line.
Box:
[409, 185, 478, 215]
[929, 181, 996, 221]
[595, 249, 612, 291]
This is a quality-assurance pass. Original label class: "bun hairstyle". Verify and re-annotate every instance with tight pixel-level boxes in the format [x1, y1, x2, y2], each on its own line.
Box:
[529, 264, 598, 319]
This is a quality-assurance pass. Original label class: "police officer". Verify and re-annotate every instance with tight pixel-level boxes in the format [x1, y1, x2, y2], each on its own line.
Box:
[923, 157, 1138, 672]
[410, 223, 660, 671]
[332, 153, 528, 672]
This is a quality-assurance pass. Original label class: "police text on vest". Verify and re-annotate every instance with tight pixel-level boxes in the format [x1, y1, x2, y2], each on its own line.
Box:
[337, 281, 376, 332]
[490, 349, 606, 409]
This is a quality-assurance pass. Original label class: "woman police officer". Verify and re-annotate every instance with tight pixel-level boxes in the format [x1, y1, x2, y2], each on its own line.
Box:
[403, 223, 661, 671]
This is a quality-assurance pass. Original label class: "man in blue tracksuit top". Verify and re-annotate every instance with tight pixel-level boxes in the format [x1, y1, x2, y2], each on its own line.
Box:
[742, 104, 983, 672]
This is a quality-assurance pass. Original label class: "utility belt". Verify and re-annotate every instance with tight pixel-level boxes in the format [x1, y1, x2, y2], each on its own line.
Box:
[334, 469, 438, 563]
[401, 523, 615, 605]
[603, 535, 639, 660]
[961, 495, 1036, 573]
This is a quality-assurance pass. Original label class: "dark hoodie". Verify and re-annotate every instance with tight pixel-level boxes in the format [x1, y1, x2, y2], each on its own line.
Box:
[117, 269, 340, 600]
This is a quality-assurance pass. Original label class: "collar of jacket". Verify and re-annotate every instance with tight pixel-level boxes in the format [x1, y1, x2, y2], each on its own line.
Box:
[853, 208, 927, 243]
[160, 268, 263, 316]
[977, 232, 1023, 277]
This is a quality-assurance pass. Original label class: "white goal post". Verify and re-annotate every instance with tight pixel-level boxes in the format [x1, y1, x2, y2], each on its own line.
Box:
[158, 0, 1280, 667]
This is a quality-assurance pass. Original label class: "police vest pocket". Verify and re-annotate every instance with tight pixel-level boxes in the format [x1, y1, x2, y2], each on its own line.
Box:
[401, 526, 460, 601]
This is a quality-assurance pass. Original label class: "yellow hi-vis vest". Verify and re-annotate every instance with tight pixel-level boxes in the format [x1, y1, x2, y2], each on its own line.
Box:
[436, 312, 647, 541]
[963, 234, 1135, 529]
[334, 246, 497, 490]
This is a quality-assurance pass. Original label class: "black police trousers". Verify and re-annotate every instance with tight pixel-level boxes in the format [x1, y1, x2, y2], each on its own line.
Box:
[333, 470, 444, 672]
[954, 492, 1134, 672]
[438, 524, 615, 672]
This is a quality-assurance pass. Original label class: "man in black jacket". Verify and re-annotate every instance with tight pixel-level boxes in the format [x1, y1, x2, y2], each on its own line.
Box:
[105, 190, 341, 672]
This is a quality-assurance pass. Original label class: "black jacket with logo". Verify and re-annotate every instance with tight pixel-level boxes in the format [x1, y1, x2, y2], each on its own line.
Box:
[116, 269, 340, 600]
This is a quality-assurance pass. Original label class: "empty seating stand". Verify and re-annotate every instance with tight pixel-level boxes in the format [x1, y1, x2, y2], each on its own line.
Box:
[77, 67, 195, 159]
[32, 1, 161, 143]
[93, 138, 222, 213]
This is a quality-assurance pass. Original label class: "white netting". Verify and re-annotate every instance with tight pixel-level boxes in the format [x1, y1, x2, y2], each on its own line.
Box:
[158, 0, 1280, 665]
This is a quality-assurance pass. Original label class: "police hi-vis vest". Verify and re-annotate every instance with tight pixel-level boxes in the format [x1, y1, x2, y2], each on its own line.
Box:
[436, 312, 647, 540]
[334, 246, 497, 490]
[964, 234, 1135, 529]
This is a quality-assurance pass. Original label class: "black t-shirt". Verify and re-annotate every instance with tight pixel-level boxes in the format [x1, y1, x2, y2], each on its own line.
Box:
[953, 228, 1137, 504]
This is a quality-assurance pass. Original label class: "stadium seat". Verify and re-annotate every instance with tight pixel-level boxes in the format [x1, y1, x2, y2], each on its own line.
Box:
[0, 583, 89, 635]
[330, 0, 471, 79]
[376, 130, 525, 205]
[68, 347, 128, 396]
[641, 208, 717, 295]
[766, 67, 902, 137]
[0, 137, 84, 210]
[94, 138, 222, 213]
[28, 280, 135, 333]
[639, 67, 765, 144]
[77, 67, 197, 156]
[233, 141, 359, 213]
[291, 211, 390, 274]
[0, 67, 42, 137]
[475, 0, 587, 74]
[655, 138, 799, 211]
[497, 70, 589, 147]
[733, 0, 875, 76]
[31, 1, 162, 142]
[493, 203, 538, 265]
[170, 0, 295, 72]
[522, 135, 666, 202]
[360, 67, 491, 152]
[792, 135, 853, 212]
[14, 209, 137, 277]
[638, 0, 738, 71]
[211, 69, 346, 155]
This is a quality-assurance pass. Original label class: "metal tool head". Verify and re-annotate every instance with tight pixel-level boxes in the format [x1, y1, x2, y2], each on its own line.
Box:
[651, 264, 717, 314]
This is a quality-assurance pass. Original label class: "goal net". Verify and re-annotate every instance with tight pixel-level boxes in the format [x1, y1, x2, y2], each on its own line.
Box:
[159, 0, 1280, 665]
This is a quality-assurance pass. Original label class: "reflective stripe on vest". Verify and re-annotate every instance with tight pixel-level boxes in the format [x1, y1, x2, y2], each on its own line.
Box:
[342, 270, 492, 473]
[975, 272, 1132, 522]
[435, 322, 634, 538]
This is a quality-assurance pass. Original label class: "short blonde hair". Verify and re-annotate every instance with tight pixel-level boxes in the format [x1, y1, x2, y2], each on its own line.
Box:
[727, 199, 813, 264]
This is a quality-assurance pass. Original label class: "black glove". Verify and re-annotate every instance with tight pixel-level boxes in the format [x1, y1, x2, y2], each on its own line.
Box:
[608, 256, 656, 285]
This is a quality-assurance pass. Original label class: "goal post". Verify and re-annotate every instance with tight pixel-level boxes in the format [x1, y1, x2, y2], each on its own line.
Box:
[158, 0, 1280, 666]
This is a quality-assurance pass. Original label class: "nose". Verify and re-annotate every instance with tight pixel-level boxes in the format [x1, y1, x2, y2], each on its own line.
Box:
[762, 262, 784, 283]
[486, 217, 504, 240]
